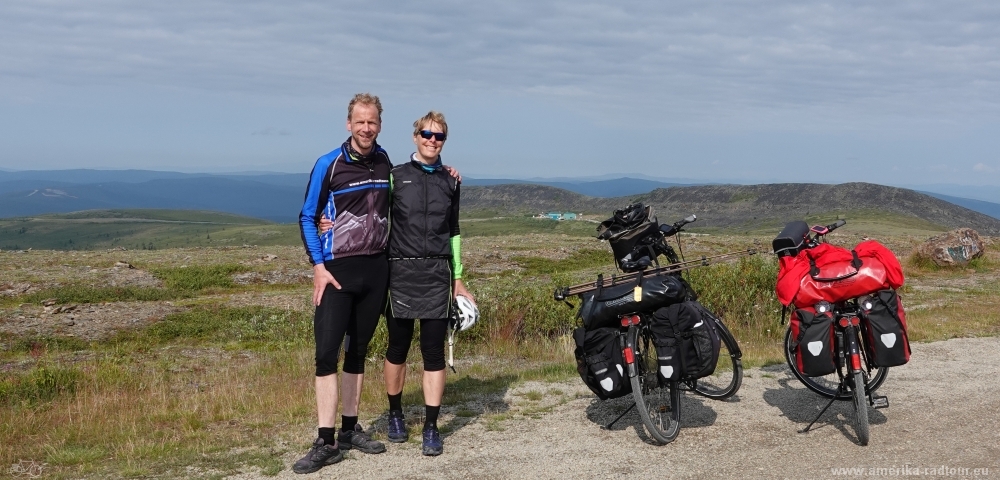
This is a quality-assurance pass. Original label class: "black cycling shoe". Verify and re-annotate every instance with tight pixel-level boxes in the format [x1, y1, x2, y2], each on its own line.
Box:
[422, 427, 443, 456]
[387, 410, 409, 443]
[337, 424, 387, 454]
[292, 438, 343, 474]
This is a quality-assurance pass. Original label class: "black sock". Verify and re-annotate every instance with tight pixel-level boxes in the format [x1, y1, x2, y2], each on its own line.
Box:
[424, 405, 440, 430]
[388, 393, 403, 412]
[342, 415, 358, 432]
[318, 427, 337, 447]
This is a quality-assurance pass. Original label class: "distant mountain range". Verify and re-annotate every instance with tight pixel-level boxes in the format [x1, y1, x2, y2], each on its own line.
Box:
[1, 169, 998, 231]
[461, 182, 1000, 235]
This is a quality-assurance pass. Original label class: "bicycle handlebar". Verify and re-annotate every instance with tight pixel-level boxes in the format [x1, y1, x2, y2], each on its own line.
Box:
[807, 219, 846, 242]
[660, 214, 697, 237]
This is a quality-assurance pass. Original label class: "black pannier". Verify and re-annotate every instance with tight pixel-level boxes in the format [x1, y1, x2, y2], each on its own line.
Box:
[650, 301, 721, 380]
[596, 203, 662, 271]
[578, 273, 687, 330]
[773, 220, 810, 258]
[573, 327, 632, 400]
[860, 289, 911, 367]
[789, 307, 837, 377]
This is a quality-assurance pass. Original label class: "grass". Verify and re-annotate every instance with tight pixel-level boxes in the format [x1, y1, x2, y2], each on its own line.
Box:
[0, 210, 298, 251]
[0, 222, 997, 477]
[1, 263, 254, 308]
[460, 217, 597, 238]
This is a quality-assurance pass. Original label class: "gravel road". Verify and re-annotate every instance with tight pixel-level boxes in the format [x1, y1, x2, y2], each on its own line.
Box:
[238, 336, 1000, 479]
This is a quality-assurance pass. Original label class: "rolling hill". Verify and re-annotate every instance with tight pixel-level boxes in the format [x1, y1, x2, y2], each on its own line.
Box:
[461, 182, 1000, 235]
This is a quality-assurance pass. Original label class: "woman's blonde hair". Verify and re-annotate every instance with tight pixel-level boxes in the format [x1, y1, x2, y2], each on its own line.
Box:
[413, 111, 448, 137]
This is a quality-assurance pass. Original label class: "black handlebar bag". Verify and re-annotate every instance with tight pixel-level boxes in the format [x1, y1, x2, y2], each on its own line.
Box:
[577, 273, 687, 330]
[596, 203, 662, 270]
[572, 327, 632, 400]
[789, 307, 837, 377]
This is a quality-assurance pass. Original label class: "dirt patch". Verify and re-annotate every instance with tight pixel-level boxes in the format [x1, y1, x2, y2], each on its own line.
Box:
[0, 301, 182, 342]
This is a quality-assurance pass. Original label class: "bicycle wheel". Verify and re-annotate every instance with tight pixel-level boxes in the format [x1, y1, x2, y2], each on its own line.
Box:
[628, 326, 681, 444]
[688, 312, 743, 400]
[784, 328, 889, 399]
[851, 371, 870, 445]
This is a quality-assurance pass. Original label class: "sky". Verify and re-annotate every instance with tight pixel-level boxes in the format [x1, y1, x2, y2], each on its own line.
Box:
[1, 1, 999, 187]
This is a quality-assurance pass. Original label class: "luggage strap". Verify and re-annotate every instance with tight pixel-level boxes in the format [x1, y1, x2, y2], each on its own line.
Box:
[809, 250, 863, 282]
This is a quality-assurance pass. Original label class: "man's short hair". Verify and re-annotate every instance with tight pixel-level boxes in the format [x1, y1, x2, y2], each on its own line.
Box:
[348, 93, 383, 120]
[413, 111, 448, 136]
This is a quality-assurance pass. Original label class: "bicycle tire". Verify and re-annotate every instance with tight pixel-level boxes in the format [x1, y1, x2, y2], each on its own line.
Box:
[784, 328, 889, 399]
[688, 311, 743, 400]
[851, 371, 870, 445]
[628, 325, 681, 444]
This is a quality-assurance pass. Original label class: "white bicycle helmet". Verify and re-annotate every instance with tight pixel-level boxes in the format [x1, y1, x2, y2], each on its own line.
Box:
[452, 295, 480, 332]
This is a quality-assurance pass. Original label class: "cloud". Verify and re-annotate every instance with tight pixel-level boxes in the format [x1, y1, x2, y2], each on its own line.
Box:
[973, 163, 996, 173]
[2, 0, 998, 130]
[251, 127, 290, 137]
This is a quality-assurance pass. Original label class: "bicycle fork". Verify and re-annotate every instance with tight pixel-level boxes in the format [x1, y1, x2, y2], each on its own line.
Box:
[802, 317, 886, 433]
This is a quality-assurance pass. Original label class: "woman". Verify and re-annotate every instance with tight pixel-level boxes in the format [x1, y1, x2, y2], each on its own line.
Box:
[382, 111, 472, 456]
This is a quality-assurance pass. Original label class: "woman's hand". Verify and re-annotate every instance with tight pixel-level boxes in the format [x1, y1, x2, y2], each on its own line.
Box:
[453, 279, 473, 302]
[318, 216, 333, 234]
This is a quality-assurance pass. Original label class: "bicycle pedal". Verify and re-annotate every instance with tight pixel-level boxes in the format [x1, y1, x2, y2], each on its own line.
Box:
[870, 395, 889, 409]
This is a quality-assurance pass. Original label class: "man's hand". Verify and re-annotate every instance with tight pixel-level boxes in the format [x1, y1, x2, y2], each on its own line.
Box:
[319, 216, 333, 234]
[443, 165, 462, 182]
[453, 279, 473, 302]
[313, 264, 341, 306]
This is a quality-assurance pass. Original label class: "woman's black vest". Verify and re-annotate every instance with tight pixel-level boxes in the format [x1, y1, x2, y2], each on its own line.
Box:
[386, 160, 459, 319]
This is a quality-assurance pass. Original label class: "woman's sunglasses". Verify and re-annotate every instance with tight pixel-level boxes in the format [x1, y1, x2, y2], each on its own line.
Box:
[419, 130, 447, 142]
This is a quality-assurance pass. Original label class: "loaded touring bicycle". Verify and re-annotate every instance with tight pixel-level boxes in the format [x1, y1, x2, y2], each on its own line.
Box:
[555, 204, 752, 444]
[773, 219, 911, 446]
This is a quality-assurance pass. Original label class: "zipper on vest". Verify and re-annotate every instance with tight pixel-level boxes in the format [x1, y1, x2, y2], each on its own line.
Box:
[423, 168, 429, 255]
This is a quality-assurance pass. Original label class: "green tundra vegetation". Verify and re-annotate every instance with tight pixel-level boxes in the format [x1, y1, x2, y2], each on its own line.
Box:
[0, 209, 997, 477]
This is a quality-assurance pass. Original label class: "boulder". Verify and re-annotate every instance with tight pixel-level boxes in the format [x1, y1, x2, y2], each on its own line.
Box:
[915, 228, 986, 267]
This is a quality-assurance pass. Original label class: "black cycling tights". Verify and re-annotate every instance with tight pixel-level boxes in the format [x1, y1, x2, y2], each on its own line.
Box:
[385, 315, 449, 372]
[314, 254, 388, 377]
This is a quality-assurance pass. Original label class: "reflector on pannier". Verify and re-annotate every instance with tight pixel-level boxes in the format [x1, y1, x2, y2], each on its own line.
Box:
[859, 290, 911, 367]
[573, 327, 632, 400]
[650, 301, 721, 380]
[788, 307, 837, 377]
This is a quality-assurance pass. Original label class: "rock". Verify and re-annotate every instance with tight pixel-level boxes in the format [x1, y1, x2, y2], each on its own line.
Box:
[41, 298, 57, 307]
[915, 228, 986, 267]
[262, 254, 278, 261]
[113, 261, 135, 269]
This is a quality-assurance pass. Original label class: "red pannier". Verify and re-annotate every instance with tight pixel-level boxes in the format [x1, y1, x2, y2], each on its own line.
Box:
[776, 240, 904, 307]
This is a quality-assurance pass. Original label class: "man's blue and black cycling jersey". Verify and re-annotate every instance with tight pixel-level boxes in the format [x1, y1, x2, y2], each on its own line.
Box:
[299, 139, 392, 265]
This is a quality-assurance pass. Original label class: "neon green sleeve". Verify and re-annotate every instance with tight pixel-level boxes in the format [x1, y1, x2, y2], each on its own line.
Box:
[450, 235, 463, 280]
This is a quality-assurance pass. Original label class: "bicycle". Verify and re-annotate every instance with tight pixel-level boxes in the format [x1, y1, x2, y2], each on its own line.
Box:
[557, 214, 747, 444]
[776, 220, 891, 446]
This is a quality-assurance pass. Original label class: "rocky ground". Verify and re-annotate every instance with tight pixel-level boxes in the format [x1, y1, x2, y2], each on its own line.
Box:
[234, 337, 1000, 479]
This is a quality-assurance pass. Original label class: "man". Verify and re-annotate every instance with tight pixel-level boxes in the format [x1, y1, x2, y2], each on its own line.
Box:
[294, 93, 392, 474]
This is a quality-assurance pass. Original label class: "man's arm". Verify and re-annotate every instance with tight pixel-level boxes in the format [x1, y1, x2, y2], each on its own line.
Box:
[299, 154, 342, 305]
